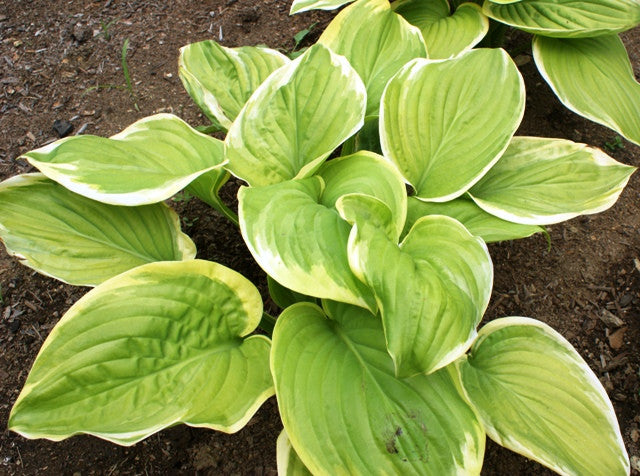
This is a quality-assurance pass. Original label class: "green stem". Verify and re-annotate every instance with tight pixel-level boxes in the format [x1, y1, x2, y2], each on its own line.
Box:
[259, 312, 277, 334]
[213, 200, 239, 226]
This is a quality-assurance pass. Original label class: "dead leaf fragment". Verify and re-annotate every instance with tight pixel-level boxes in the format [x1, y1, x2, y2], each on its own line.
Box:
[608, 327, 626, 350]
[599, 309, 624, 328]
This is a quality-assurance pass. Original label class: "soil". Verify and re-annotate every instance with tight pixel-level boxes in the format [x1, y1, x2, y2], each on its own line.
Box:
[0, 1, 638, 475]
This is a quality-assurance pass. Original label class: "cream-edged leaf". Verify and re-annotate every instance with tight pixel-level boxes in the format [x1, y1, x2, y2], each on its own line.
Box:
[9, 260, 273, 445]
[179, 41, 289, 129]
[458, 316, 629, 476]
[483, 0, 640, 38]
[534, 35, 640, 146]
[348, 215, 493, 377]
[319, 0, 426, 115]
[290, 0, 354, 14]
[0, 174, 196, 286]
[225, 43, 366, 186]
[277, 429, 313, 476]
[380, 49, 525, 202]
[468, 137, 636, 225]
[272, 302, 485, 475]
[22, 114, 226, 206]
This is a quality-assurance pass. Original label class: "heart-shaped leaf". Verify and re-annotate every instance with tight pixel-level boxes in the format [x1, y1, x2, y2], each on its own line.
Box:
[533, 35, 640, 146]
[347, 214, 493, 377]
[468, 137, 636, 225]
[458, 316, 629, 475]
[380, 48, 525, 202]
[319, 0, 426, 115]
[0, 174, 196, 286]
[9, 260, 273, 445]
[22, 114, 226, 206]
[271, 302, 485, 474]
[179, 41, 289, 129]
[483, 0, 640, 38]
[394, 0, 489, 59]
[225, 43, 366, 187]
[403, 196, 545, 243]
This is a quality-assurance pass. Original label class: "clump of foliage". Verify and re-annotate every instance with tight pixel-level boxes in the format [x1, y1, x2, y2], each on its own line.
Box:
[1, 1, 637, 474]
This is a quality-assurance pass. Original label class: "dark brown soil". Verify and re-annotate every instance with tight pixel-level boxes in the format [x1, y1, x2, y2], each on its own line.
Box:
[0, 1, 638, 475]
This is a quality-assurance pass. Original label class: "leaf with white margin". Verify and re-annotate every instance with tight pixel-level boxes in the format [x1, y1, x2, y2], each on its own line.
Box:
[457, 316, 629, 476]
[319, 0, 426, 115]
[468, 137, 636, 225]
[0, 174, 196, 286]
[394, 1, 489, 59]
[318, 151, 407, 242]
[277, 429, 313, 476]
[272, 302, 485, 475]
[290, 0, 354, 14]
[483, 0, 640, 38]
[22, 114, 226, 206]
[225, 43, 366, 187]
[239, 177, 376, 311]
[403, 196, 545, 243]
[178, 40, 289, 130]
[347, 214, 493, 377]
[380, 49, 524, 202]
[534, 35, 640, 146]
[9, 260, 273, 445]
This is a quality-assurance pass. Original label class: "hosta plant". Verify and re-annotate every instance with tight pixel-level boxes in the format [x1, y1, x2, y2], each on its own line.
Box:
[2, 2, 636, 474]
[292, 0, 640, 147]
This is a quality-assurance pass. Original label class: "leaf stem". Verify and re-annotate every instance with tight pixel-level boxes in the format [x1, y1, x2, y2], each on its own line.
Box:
[259, 312, 277, 334]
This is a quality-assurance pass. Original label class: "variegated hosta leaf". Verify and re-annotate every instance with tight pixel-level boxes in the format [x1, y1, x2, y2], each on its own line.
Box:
[272, 302, 485, 474]
[468, 137, 636, 225]
[483, 0, 640, 38]
[290, 0, 354, 14]
[178, 41, 289, 130]
[318, 151, 407, 241]
[277, 430, 313, 476]
[0, 174, 195, 286]
[381, 49, 525, 202]
[185, 168, 235, 222]
[403, 196, 545, 243]
[319, 0, 426, 115]
[9, 260, 273, 445]
[341, 115, 382, 155]
[225, 43, 366, 187]
[239, 177, 377, 311]
[458, 316, 629, 475]
[394, 0, 489, 59]
[533, 35, 640, 146]
[347, 214, 493, 377]
[22, 114, 225, 206]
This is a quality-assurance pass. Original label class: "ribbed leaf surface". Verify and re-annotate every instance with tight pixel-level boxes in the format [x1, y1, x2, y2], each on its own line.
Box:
[290, 0, 354, 14]
[225, 44, 366, 186]
[277, 430, 313, 476]
[0, 174, 195, 286]
[272, 303, 485, 475]
[534, 35, 640, 145]
[179, 40, 288, 129]
[22, 114, 225, 206]
[9, 260, 273, 445]
[380, 49, 524, 201]
[469, 137, 636, 225]
[459, 317, 629, 476]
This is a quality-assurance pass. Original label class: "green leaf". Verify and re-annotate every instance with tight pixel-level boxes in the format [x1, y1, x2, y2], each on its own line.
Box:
[458, 316, 629, 475]
[185, 169, 238, 224]
[239, 177, 376, 311]
[0, 174, 196, 286]
[394, 1, 489, 59]
[348, 215, 493, 377]
[290, 0, 355, 14]
[225, 43, 366, 187]
[267, 276, 317, 309]
[380, 48, 524, 202]
[403, 196, 545, 243]
[340, 115, 382, 156]
[22, 114, 226, 206]
[483, 0, 640, 38]
[179, 41, 289, 129]
[533, 35, 640, 146]
[271, 302, 485, 474]
[9, 260, 273, 445]
[468, 136, 636, 225]
[319, 0, 426, 115]
[277, 429, 313, 476]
